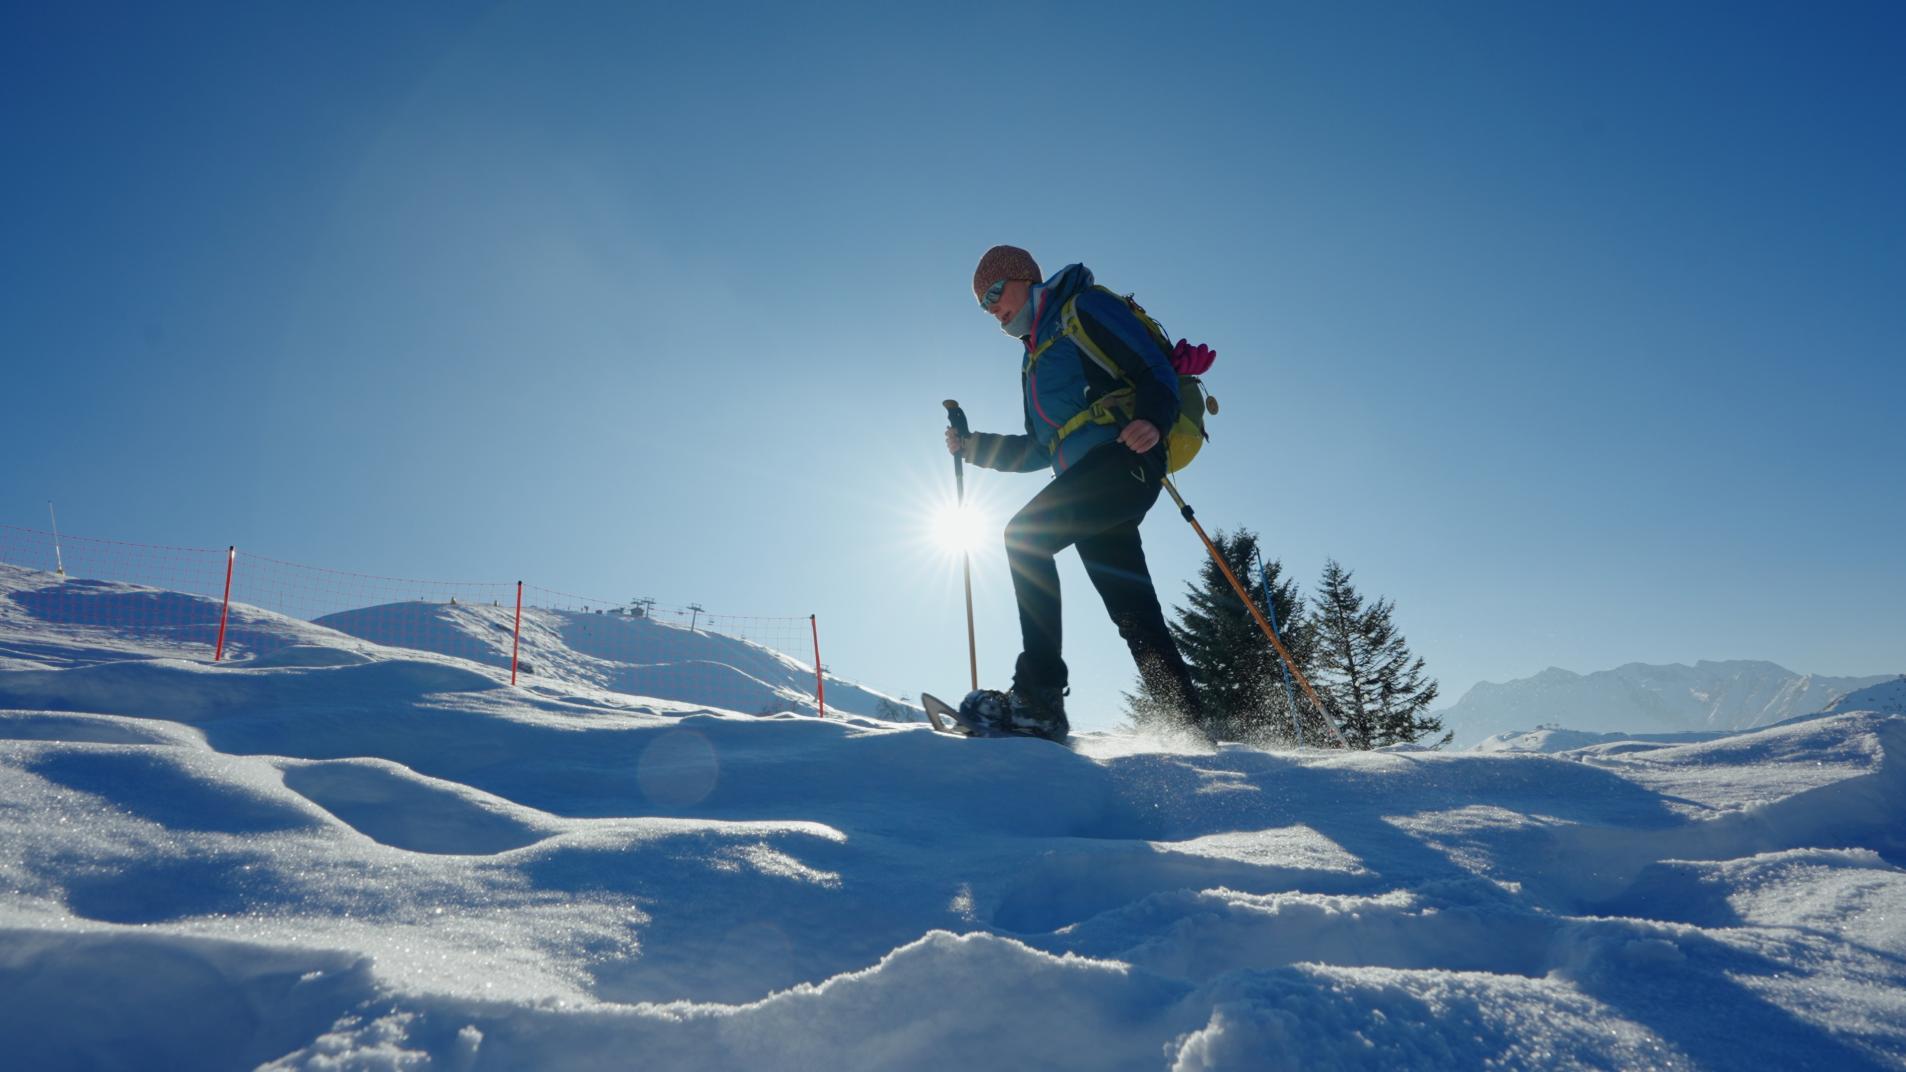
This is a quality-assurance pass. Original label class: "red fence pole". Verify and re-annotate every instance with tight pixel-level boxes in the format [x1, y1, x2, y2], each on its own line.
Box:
[511, 581, 523, 685]
[213, 546, 235, 662]
[811, 613, 826, 719]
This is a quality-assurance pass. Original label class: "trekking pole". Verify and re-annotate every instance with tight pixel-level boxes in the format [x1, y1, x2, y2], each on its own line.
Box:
[944, 400, 979, 692]
[1256, 551, 1303, 746]
[1160, 476, 1350, 748]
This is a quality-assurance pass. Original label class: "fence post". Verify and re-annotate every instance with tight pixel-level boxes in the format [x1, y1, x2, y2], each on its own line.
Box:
[213, 546, 235, 662]
[811, 614, 825, 719]
[48, 502, 66, 580]
[511, 581, 523, 685]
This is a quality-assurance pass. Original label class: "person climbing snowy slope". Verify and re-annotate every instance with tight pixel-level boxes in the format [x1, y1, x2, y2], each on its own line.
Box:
[944, 244, 1204, 741]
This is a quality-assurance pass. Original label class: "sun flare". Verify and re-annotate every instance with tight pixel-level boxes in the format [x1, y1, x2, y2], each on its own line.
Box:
[903, 467, 1009, 585]
[930, 500, 993, 556]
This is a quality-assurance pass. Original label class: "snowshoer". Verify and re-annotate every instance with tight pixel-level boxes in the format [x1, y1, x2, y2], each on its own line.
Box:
[945, 245, 1204, 740]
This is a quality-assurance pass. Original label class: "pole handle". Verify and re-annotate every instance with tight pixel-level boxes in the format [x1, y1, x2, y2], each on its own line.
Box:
[943, 399, 970, 438]
[944, 400, 968, 497]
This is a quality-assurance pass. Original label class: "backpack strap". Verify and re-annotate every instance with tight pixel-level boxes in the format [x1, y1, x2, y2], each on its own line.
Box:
[1024, 295, 1097, 369]
[1026, 290, 1157, 382]
[1052, 386, 1138, 444]
[1056, 293, 1128, 382]
[1023, 287, 1171, 448]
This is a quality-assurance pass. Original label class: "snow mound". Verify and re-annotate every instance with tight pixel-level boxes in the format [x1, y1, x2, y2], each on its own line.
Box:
[4, 570, 1906, 1069]
[1471, 726, 1730, 754]
[316, 598, 917, 722]
[1829, 675, 1906, 716]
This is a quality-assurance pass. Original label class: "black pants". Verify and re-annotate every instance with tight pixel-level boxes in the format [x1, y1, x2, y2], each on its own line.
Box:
[1004, 441, 1199, 713]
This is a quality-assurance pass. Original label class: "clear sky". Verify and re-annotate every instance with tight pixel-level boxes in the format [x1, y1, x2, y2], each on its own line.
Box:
[5, 1, 1903, 731]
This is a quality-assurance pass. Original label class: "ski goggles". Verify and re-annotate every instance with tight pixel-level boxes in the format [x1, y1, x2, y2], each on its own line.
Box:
[978, 278, 1007, 311]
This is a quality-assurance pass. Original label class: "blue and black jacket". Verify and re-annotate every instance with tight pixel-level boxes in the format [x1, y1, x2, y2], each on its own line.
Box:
[967, 264, 1181, 476]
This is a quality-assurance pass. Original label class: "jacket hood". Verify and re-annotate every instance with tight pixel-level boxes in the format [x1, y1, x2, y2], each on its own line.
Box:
[1027, 264, 1095, 345]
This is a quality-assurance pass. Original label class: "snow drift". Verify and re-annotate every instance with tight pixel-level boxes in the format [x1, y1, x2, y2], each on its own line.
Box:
[314, 597, 915, 722]
[2, 563, 1904, 1070]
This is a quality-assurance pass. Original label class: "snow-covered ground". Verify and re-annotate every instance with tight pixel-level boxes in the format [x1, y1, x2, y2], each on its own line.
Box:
[3, 563, 1904, 1070]
[314, 597, 916, 723]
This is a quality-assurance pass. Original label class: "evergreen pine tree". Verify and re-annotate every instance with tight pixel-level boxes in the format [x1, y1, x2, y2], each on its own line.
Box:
[1253, 551, 1321, 741]
[1310, 559, 1449, 749]
[1127, 529, 1316, 743]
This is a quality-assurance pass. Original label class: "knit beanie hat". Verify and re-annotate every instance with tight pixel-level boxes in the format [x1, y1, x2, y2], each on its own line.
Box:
[972, 245, 1043, 301]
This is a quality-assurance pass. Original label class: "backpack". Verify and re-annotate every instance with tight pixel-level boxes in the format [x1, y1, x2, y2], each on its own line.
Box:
[1025, 285, 1218, 473]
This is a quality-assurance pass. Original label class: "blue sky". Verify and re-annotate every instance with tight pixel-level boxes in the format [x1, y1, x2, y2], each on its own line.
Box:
[4, 1, 1902, 731]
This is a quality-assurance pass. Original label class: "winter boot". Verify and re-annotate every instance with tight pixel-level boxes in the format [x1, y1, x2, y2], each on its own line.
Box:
[954, 687, 1070, 742]
[953, 689, 1013, 736]
[1004, 683, 1070, 741]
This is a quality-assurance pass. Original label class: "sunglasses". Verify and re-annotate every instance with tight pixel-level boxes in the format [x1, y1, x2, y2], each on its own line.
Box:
[978, 278, 1008, 311]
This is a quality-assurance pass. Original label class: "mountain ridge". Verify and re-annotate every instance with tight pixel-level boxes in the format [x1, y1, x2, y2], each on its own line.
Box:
[1443, 659, 1896, 748]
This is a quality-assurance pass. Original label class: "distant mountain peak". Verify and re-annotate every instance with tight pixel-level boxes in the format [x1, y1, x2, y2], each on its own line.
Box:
[1690, 658, 1796, 675]
[1444, 660, 1898, 748]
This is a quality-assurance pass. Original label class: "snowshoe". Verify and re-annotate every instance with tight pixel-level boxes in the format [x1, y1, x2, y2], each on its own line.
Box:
[954, 687, 1069, 742]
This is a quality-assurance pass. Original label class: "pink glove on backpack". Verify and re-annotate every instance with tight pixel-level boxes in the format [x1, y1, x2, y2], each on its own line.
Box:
[1170, 340, 1216, 375]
